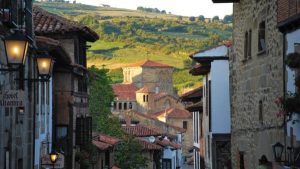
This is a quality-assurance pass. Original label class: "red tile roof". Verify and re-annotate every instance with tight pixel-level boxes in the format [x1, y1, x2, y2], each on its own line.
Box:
[125, 60, 172, 68]
[92, 133, 120, 151]
[122, 124, 163, 137]
[180, 86, 203, 99]
[136, 87, 154, 93]
[152, 108, 192, 119]
[92, 140, 111, 151]
[112, 84, 138, 100]
[155, 138, 181, 149]
[33, 6, 99, 42]
[128, 110, 187, 133]
[136, 138, 162, 150]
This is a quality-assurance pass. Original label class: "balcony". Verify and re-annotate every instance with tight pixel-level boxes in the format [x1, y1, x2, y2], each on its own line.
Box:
[277, 0, 300, 31]
[212, 0, 239, 3]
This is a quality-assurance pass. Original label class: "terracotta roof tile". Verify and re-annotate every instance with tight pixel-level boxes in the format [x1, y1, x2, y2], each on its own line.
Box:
[112, 84, 138, 100]
[180, 86, 203, 99]
[136, 87, 154, 93]
[152, 108, 192, 119]
[127, 110, 186, 133]
[125, 60, 172, 68]
[92, 133, 120, 150]
[33, 6, 99, 42]
[92, 140, 111, 151]
[122, 124, 163, 137]
[136, 138, 162, 150]
[155, 138, 181, 149]
[98, 134, 120, 145]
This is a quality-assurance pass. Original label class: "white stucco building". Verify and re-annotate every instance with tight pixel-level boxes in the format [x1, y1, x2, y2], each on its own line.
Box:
[190, 44, 232, 169]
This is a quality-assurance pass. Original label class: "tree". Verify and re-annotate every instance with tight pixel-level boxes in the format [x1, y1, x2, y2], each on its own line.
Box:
[88, 66, 124, 137]
[223, 15, 233, 23]
[177, 16, 183, 21]
[212, 16, 220, 22]
[189, 16, 196, 22]
[114, 136, 148, 169]
[198, 15, 205, 22]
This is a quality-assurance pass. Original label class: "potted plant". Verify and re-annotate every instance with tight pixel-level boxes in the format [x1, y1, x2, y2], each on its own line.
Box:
[286, 52, 300, 69]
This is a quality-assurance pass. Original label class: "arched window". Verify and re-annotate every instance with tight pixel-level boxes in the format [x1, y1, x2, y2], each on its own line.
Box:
[124, 103, 127, 110]
[118, 102, 122, 110]
[129, 102, 132, 109]
[143, 95, 146, 102]
[146, 95, 149, 102]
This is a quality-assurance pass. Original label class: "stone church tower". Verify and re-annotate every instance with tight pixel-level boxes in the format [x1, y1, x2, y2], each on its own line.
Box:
[123, 60, 174, 94]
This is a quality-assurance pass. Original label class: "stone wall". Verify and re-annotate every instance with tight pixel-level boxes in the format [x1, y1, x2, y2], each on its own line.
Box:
[167, 118, 193, 154]
[231, 0, 284, 168]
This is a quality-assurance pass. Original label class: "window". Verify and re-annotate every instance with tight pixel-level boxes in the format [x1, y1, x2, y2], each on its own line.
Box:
[75, 117, 92, 145]
[258, 21, 266, 53]
[183, 121, 188, 129]
[113, 102, 117, 110]
[259, 100, 263, 124]
[124, 103, 127, 110]
[78, 76, 87, 93]
[162, 159, 172, 169]
[118, 103, 122, 110]
[244, 31, 248, 59]
[129, 102, 132, 109]
[244, 30, 252, 60]
[143, 95, 149, 102]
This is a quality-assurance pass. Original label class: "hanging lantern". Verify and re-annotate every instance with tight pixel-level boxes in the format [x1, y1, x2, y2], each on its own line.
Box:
[4, 31, 28, 66]
[35, 51, 54, 79]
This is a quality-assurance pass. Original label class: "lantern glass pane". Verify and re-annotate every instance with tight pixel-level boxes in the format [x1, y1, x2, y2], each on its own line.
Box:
[37, 57, 51, 76]
[50, 153, 58, 163]
[5, 40, 28, 65]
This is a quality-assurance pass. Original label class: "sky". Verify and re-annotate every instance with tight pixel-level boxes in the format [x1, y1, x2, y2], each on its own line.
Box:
[76, 0, 233, 18]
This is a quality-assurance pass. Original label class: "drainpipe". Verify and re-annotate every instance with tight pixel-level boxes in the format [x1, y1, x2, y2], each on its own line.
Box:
[282, 32, 287, 164]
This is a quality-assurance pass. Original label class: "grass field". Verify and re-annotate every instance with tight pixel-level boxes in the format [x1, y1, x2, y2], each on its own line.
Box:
[36, 2, 231, 94]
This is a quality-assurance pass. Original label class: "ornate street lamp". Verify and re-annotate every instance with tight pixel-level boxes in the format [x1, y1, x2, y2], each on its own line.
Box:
[272, 142, 284, 162]
[35, 51, 54, 80]
[3, 31, 29, 66]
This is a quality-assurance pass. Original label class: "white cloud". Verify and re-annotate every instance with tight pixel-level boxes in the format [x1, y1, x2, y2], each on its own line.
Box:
[76, 0, 232, 18]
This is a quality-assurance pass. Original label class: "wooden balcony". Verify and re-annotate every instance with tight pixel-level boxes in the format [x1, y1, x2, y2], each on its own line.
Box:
[212, 0, 239, 3]
[277, 0, 300, 32]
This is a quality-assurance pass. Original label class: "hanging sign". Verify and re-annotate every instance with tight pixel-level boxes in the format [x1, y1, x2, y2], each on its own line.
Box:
[0, 90, 24, 107]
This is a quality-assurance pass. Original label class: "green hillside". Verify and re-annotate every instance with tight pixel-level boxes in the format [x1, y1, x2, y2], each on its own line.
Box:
[35, 2, 232, 94]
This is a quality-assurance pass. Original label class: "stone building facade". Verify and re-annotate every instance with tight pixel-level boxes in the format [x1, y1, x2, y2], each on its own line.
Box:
[230, 0, 284, 168]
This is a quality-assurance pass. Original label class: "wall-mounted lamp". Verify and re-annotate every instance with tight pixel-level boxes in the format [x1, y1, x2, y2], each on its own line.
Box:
[4, 30, 28, 66]
[35, 51, 55, 80]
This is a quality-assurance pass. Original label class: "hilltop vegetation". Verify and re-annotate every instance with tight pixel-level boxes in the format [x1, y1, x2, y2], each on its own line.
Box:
[35, 2, 232, 94]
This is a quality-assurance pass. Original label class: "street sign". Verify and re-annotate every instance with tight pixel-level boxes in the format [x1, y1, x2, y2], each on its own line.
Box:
[0, 90, 24, 107]
[41, 153, 65, 168]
